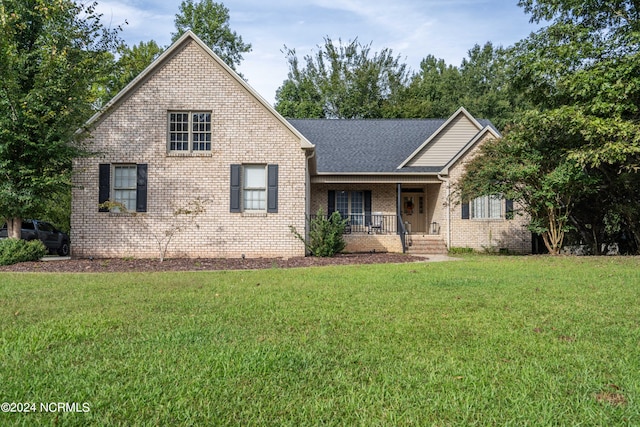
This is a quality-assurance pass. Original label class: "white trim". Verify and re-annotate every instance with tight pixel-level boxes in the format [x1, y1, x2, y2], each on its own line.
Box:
[397, 107, 484, 169]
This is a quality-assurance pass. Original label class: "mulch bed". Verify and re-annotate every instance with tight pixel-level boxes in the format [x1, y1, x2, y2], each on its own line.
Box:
[0, 253, 425, 273]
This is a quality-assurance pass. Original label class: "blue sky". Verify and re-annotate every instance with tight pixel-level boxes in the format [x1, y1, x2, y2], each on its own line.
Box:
[96, 0, 543, 104]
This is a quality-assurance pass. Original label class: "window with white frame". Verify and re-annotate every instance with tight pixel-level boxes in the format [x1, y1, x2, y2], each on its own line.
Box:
[230, 164, 278, 214]
[168, 112, 211, 152]
[471, 195, 503, 219]
[335, 191, 364, 224]
[113, 165, 137, 211]
[243, 165, 266, 211]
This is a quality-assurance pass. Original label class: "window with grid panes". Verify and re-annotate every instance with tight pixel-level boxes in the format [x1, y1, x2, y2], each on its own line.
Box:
[243, 165, 266, 211]
[113, 165, 137, 211]
[168, 112, 211, 152]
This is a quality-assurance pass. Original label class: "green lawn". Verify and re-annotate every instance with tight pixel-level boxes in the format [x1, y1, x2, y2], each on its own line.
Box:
[1, 256, 639, 426]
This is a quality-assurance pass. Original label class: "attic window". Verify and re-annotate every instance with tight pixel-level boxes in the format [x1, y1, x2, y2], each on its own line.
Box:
[168, 111, 211, 153]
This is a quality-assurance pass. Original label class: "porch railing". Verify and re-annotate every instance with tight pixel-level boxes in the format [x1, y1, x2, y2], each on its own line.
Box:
[310, 214, 399, 234]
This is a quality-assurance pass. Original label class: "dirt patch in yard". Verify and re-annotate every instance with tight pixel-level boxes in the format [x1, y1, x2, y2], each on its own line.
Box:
[0, 253, 425, 273]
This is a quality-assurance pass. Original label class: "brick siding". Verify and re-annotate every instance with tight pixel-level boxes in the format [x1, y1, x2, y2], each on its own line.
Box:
[72, 40, 307, 259]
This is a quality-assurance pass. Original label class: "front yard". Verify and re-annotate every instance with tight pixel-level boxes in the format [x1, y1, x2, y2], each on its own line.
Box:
[1, 256, 639, 425]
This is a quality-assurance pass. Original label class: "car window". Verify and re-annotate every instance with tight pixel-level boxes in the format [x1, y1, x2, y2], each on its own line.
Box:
[39, 222, 54, 232]
[22, 221, 35, 230]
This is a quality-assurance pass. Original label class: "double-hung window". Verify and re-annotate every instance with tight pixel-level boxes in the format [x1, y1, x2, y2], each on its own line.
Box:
[243, 165, 267, 211]
[98, 164, 148, 213]
[168, 112, 211, 153]
[113, 165, 137, 212]
[230, 164, 278, 213]
[471, 195, 502, 219]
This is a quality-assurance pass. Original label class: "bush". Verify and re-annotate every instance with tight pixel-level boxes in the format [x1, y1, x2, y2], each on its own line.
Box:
[290, 209, 348, 257]
[449, 247, 474, 255]
[0, 238, 47, 265]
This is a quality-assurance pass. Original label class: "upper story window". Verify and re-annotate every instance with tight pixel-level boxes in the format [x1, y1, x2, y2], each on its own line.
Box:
[168, 112, 211, 153]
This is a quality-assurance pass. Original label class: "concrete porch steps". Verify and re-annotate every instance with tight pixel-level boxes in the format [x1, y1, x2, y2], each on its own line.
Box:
[406, 234, 448, 255]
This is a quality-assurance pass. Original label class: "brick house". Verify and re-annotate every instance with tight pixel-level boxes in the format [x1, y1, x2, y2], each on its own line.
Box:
[71, 31, 531, 258]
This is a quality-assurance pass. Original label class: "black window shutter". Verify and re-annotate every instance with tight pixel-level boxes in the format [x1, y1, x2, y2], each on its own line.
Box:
[136, 164, 148, 212]
[364, 190, 372, 226]
[328, 190, 336, 215]
[461, 201, 470, 220]
[98, 164, 110, 212]
[267, 164, 278, 213]
[505, 199, 514, 220]
[230, 164, 241, 213]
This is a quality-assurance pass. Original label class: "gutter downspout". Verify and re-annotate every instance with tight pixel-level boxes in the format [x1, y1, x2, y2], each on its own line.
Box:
[305, 149, 316, 251]
[438, 174, 451, 250]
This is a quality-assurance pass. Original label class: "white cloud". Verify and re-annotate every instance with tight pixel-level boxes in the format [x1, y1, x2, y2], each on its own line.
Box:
[109, 0, 541, 104]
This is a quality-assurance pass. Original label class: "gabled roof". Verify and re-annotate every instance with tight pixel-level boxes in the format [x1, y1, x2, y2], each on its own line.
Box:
[440, 125, 502, 174]
[82, 31, 313, 149]
[288, 108, 499, 175]
[397, 107, 483, 168]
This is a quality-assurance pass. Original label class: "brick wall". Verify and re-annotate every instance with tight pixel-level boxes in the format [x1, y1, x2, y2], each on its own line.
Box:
[72, 39, 308, 259]
[444, 134, 532, 254]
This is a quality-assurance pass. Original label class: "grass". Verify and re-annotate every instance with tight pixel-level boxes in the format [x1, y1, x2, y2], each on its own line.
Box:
[1, 256, 639, 426]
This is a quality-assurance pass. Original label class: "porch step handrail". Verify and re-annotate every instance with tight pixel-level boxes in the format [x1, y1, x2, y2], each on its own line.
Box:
[397, 216, 407, 253]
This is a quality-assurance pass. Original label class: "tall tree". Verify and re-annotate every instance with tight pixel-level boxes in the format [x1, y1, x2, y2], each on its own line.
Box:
[95, 41, 164, 107]
[458, 109, 596, 254]
[275, 38, 409, 119]
[172, 0, 251, 73]
[460, 0, 640, 253]
[392, 55, 462, 119]
[0, 0, 121, 238]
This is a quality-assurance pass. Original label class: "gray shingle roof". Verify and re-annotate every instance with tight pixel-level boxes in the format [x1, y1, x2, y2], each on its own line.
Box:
[288, 118, 495, 174]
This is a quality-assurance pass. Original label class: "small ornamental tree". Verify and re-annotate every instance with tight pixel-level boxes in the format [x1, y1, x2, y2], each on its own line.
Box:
[457, 109, 595, 255]
[99, 198, 209, 262]
[290, 209, 347, 257]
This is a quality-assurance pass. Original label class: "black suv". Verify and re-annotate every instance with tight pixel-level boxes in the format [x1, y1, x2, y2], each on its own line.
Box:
[0, 220, 70, 256]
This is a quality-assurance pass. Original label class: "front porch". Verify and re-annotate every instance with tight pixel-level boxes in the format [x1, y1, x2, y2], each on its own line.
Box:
[309, 181, 448, 254]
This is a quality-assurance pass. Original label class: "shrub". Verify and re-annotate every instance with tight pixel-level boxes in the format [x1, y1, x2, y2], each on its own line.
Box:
[449, 246, 474, 255]
[290, 209, 348, 257]
[0, 238, 47, 265]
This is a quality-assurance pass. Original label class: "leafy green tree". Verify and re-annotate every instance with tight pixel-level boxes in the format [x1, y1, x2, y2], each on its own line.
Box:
[392, 55, 462, 119]
[95, 41, 164, 106]
[513, 0, 640, 252]
[458, 109, 596, 255]
[511, 0, 640, 171]
[275, 38, 409, 119]
[0, 0, 121, 238]
[458, 43, 524, 129]
[172, 0, 251, 73]
[461, 0, 640, 253]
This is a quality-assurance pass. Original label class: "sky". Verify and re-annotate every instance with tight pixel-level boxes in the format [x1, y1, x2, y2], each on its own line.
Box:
[95, 0, 544, 105]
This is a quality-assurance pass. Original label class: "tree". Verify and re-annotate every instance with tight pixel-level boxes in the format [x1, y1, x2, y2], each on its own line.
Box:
[172, 0, 251, 73]
[0, 0, 121, 238]
[397, 43, 520, 127]
[95, 40, 164, 107]
[392, 55, 462, 119]
[458, 109, 596, 255]
[275, 38, 409, 119]
[460, 0, 640, 254]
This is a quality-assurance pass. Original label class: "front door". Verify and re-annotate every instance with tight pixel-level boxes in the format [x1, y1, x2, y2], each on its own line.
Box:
[402, 192, 425, 233]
